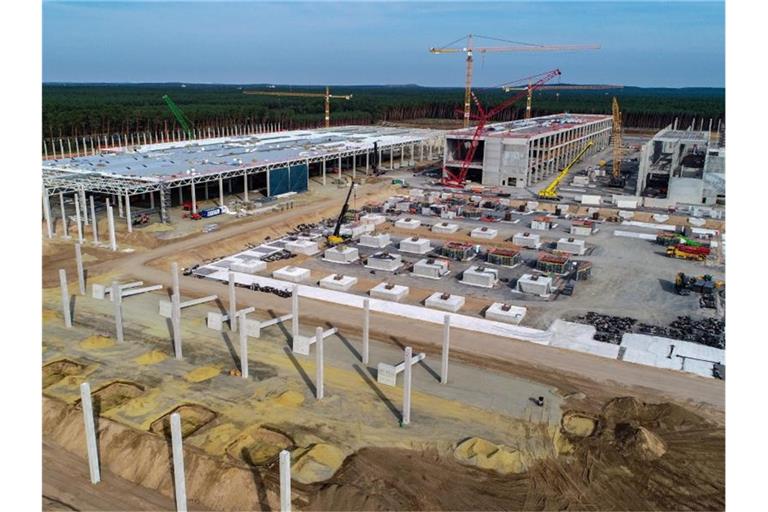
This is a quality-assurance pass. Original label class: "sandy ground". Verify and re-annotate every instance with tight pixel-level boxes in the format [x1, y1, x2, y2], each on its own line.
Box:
[42, 172, 725, 510]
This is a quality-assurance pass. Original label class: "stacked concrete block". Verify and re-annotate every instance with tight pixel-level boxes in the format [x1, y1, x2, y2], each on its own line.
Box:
[557, 237, 587, 255]
[273, 266, 311, 283]
[395, 218, 421, 230]
[285, 239, 320, 255]
[319, 274, 358, 291]
[531, 216, 553, 230]
[360, 213, 386, 226]
[359, 232, 391, 248]
[470, 226, 498, 240]
[399, 236, 432, 254]
[485, 303, 527, 324]
[516, 274, 553, 296]
[432, 222, 459, 234]
[232, 260, 267, 274]
[569, 220, 594, 237]
[370, 282, 409, 302]
[365, 251, 403, 271]
[412, 258, 450, 279]
[513, 232, 541, 249]
[324, 245, 360, 264]
[425, 292, 465, 312]
[340, 222, 374, 238]
[461, 265, 499, 288]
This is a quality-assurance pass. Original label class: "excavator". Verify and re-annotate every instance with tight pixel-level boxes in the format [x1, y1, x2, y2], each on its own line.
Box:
[538, 141, 594, 200]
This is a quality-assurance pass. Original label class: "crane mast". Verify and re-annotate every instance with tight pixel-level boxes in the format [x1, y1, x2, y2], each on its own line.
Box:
[243, 87, 352, 128]
[162, 95, 194, 138]
[538, 141, 594, 200]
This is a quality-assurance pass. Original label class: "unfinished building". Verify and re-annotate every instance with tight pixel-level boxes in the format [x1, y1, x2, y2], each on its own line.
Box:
[636, 126, 725, 207]
[442, 113, 611, 187]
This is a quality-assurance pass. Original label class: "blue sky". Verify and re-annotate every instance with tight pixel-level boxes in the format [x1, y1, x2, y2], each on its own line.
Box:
[42, 1, 725, 87]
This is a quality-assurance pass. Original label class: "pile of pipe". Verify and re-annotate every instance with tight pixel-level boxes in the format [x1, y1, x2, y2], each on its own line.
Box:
[248, 282, 292, 298]
[262, 250, 296, 263]
[574, 312, 637, 344]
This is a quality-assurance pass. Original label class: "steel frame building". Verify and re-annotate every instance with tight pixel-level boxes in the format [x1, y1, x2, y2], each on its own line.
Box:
[42, 126, 444, 235]
[442, 113, 612, 188]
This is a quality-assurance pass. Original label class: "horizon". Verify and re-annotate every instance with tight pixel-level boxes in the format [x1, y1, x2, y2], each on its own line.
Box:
[43, 1, 725, 88]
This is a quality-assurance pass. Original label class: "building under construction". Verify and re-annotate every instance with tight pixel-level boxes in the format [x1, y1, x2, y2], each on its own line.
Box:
[442, 113, 611, 188]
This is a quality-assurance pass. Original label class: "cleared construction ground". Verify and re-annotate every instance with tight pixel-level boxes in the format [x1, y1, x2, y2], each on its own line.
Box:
[42, 126, 724, 511]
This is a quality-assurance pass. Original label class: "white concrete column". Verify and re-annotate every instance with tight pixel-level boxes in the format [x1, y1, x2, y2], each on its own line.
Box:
[279, 450, 291, 512]
[428, 141, 433, 160]
[74, 194, 84, 243]
[400, 146, 405, 167]
[337, 155, 342, 178]
[75, 244, 85, 295]
[243, 173, 249, 202]
[172, 293, 182, 360]
[420, 143, 424, 162]
[402, 346, 412, 425]
[410, 143, 415, 165]
[315, 326, 324, 399]
[228, 271, 237, 332]
[117, 193, 124, 218]
[124, 194, 132, 233]
[352, 154, 356, 179]
[56, 193, 65, 238]
[171, 262, 180, 301]
[107, 205, 117, 251]
[365, 152, 369, 175]
[322, 158, 327, 186]
[59, 269, 72, 328]
[150, 191, 155, 210]
[90, 196, 98, 243]
[43, 190, 53, 239]
[112, 281, 124, 343]
[291, 285, 299, 341]
[79, 382, 101, 484]
[239, 310, 249, 379]
[190, 182, 197, 214]
[441, 314, 450, 384]
[389, 148, 394, 170]
[80, 189, 89, 225]
[170, 412, 188, 512]
[178, 185, 183, 205]
[362, 299, 370, 365]
[219, 176, 224, 206]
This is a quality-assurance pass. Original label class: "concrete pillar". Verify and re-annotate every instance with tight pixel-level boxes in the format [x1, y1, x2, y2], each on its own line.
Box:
[243, 173, 249, 202]
[322, 158, 327, 186]
[420, 143, 424, 162]
[59, 269, 72, 328]
[228, 271, 237, 332]
[107, 206, 117, 251]
[239, 310, 249, 379]
[352, 154, 356, 179]
[402, 346, 412, 425]
[338, 155, 342, 179]
[428, 141, 433, 161]
[171, 262, 180, 301]
[190, 183, 197, 214]
[117, 193, 123, 218]
[410, 143, 415, 165]
[74, 194, 84, 243]
[279, 450, 291, 512]
[172, 294, 182, 359]
[80, 189, 88, 225]
[389, 148, 394, 170]
[79, 382, 101, 484]
[178, 186, 183, 205]
[219, 176, 224, 206]
[170, 413, 188, 512]
[59, 193, 68, 238]
[441, 315, 450, 384]
[125, 194, 132, 233]
[90, 196, 98, 243]
[315, 326, 324, 400]
[112, 281, 124, 343]
[291, 285, 299, 341]
[365, 152, 369, 175]
[43, 190, 53, 239]
[362, 299, 370, 365]
[150, 191, 155, 210]
[75, 244, 85, 295]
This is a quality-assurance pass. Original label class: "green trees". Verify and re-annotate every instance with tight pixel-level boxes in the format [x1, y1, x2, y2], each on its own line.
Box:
[42, 83, 724, 138]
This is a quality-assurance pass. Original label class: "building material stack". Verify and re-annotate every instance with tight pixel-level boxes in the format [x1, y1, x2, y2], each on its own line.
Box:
[537, 253, 571, 274]
[486, 247, 522, 267]
[437, 241, 476, 261]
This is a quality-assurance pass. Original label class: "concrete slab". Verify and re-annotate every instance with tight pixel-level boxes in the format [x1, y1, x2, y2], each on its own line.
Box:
[273, 266, 311, 283]
[399, 236, 432, 254]
[485, 303, 526, 324]
[369, 282, 409, 302]
[425, 292, 465, 312]
[319, 274, 359, 291]
[470, 227, 498, 240]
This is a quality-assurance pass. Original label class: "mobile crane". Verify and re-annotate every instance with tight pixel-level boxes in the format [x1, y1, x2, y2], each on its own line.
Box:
[327, 177, 356, 246]
[537, 141, 594, 200]
[162, 95, 194, 138]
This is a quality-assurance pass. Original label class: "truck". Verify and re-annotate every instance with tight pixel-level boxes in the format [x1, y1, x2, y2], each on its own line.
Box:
[666, 244, 710, 261]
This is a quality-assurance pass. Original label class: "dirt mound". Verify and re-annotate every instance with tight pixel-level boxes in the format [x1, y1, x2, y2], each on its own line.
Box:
[615, 423, 667, 460]
[292, 443, 346, 484]
[561, 411, 597, 437]
[226, 427, 294, 466]
[149, 404, 218, 438]
[43, 359, 85, 389]
[453, 437, 526, 475]
[79, 335, 114, 350]
[134, 350, 168, 365]
[89, 381, 144, 413]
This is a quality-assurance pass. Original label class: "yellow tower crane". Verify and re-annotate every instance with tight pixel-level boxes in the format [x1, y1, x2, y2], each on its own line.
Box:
[538, 141, 594, 200]
[429, 34, 600, 127]
[243, 86, 352, 128]
[610, 96, 625, 187]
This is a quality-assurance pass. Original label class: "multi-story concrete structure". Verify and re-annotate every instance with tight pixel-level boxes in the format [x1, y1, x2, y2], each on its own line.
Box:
[442, 113, 611, 188]
[636, 126, 725, 206]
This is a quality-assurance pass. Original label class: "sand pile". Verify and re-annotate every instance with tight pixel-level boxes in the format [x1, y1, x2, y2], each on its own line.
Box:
[134, 350, 168, 365]
[561, 411, 598, 437]
[453, 437, 526, 475]
[291, 443, 346, 484]
[615, 423, 667, 460]
[79, 335, 115, 350]
[227, 427, 293, 466]
[272, 390, 305, 407]
[184, 366, 220, 383]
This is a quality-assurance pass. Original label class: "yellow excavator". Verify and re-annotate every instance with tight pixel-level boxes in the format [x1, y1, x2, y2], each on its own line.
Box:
[538, 141, 594, 200]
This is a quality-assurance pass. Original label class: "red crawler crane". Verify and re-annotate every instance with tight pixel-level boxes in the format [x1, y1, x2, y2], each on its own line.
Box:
[442, 68, 562, 187]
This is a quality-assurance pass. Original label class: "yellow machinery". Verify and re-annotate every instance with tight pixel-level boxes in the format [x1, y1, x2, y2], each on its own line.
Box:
[538, 141, 594, 200]
[429, 34, 599, 128]
[243, 86, 352, 128]
[609, 96, 625, 187]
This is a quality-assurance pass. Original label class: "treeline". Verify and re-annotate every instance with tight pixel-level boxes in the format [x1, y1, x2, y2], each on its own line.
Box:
[42, 83, 725, 138]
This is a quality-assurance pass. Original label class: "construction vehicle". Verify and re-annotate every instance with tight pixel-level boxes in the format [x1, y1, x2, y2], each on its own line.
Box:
[442, 68, 562, 187]
[429, 34, 599, 128]
[162, 95, 194, 138]
[243, 86, 352, 128]
[537, 141, 594, 200]
[675, 272, 725, 295]
[500, 83, 623, 120]
[657, 231, 709, 247]
[327, 178, 356, 245]
[608, 97, 625, 188]
[666, 244, 710, 261]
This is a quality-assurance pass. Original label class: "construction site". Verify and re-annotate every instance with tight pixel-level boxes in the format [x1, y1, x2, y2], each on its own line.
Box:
[41, 35, 725, 512]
